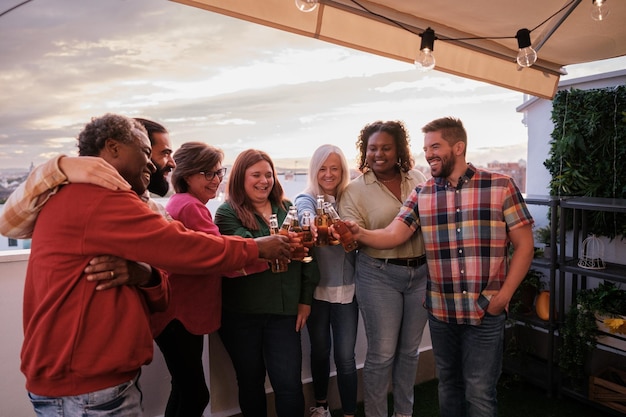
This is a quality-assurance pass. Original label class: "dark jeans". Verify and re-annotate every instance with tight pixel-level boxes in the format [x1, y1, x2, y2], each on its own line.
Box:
[307, 297, 358, 415]
[219, 311, 304, 417]
[429, 312, 506, 417]
[154, 319, 210, 417]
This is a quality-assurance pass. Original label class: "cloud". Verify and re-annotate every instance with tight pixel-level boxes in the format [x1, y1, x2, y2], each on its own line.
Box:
[0, 0, 624, 170]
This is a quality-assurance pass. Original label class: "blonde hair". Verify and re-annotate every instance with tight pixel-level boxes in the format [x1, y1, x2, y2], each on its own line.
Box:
[302, 144, 351, 201]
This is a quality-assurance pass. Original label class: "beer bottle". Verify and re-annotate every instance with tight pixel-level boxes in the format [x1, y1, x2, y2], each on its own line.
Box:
[314, 195, 330, 246]
[300, 210, 314, 263]
[323, 202, 358, 252]
[287, 206, 306, 260]
[269, 214, 288, 273]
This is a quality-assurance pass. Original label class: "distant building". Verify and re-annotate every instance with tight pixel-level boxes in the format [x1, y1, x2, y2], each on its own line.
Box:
[486, 161, 527, 193]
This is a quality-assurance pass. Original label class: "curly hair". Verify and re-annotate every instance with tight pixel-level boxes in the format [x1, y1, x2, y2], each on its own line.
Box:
[77, 114, 147, 156]
[226, 149, 288, 231]
[355, 120, 414, 173]
[171, 142, 224, 193]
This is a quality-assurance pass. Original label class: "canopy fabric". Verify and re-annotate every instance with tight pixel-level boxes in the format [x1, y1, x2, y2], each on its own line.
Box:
[171, 0, 626, 99]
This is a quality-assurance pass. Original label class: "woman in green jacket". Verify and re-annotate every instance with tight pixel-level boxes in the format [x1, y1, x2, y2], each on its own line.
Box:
[215, 149, 319, 417]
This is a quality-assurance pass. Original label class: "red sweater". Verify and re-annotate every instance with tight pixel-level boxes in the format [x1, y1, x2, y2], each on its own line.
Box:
[22, 184, 259, 396]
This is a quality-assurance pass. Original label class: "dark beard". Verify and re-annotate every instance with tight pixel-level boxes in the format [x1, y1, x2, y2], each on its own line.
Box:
[148, 162, 170, 196]
[438, 156, 455, 179]
[430, 152, 456, 179]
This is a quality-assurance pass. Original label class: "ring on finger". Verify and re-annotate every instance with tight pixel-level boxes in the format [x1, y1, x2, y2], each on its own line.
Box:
[110, 270, 115, 279]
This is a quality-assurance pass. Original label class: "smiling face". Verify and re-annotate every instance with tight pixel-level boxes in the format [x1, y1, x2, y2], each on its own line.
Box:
[365, 131, 398, 178]
[317, 152, 342, 197]
[148, 131, 175, 196]
[186, 163, 223, 204]
[113, 131, 155, 195]
[243, 160, 275, 205]
[424, 130, 457, 180]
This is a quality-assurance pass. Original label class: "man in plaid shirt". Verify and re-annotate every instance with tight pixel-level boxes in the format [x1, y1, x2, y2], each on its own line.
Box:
[345, 117, 534, 417]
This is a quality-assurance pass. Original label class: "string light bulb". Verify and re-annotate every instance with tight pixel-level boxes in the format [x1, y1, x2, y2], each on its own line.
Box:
[295, 0, 318, 13]
[591, 0, 610, 21]
[515, 28, 537, 68]
[414, 27, 436, 72]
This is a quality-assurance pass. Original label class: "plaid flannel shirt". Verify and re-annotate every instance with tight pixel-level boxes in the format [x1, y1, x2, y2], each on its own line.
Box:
[0, 155, 68, 239]
[396, 163, 533, 325]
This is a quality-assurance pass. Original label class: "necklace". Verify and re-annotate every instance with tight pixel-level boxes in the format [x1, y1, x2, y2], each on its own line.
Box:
[254, 202, 272, 219]
[379, 174, 400, 184]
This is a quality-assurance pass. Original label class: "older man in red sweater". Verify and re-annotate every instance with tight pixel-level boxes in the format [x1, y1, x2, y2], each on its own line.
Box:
[19, 114, 290, 417]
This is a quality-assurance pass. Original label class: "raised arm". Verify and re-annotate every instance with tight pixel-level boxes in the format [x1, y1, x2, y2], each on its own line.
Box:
[344, 217, 415, 250]
[0, 155, 129, 239]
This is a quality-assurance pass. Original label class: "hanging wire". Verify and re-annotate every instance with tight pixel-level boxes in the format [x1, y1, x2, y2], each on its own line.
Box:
[612, 88, 618, 199]
[612, 88, 618, 235]
[0, 0, 34, 19]
[558, 90, 569, 198]
[346, 0, 578, 42]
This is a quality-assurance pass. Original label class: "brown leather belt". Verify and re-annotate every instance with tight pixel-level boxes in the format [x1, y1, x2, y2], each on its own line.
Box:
[378, 255, 426, 267]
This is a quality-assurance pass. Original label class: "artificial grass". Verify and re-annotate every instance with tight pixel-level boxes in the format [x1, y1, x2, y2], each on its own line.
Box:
[330, 373, 615, 417]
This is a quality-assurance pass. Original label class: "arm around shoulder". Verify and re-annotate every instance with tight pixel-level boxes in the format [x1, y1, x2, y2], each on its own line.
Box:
[0, 155, 68, 239]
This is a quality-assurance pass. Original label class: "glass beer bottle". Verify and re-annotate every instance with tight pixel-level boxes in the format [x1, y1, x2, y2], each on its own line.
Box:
[287, 206, 306, 261]
[300, 210, 314, 263]
[323, 202, 358, 252]
[269, 214, 288, 273]
[314, 195, 330, 246]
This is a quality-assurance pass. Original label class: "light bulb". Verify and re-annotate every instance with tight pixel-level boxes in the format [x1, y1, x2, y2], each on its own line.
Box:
[295, 0, 319, 13]
[414, 48, 435, 71]
[515, 28, 537, 68]
[516, 47, 537, 67]
[415, 27, 436, 72]
[591, 0, 610, 21]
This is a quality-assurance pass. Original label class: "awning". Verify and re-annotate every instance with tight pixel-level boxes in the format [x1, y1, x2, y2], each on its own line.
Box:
[171, 0, 626, 99]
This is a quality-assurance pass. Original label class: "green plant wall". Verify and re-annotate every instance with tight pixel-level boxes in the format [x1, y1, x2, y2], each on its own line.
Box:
[544, 85, 626, 239]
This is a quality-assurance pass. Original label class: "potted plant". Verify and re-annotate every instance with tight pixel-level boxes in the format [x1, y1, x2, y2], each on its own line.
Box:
[559, 281, 626, 388]
[534, 225, 554, 259]
[510, 268, 546, 316]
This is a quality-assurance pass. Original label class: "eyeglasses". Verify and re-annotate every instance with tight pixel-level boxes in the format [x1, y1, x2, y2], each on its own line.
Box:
[200, 168, 227, 181]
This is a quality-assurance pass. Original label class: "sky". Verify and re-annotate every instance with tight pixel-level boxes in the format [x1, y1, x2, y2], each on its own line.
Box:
[1, 0, 625, 171]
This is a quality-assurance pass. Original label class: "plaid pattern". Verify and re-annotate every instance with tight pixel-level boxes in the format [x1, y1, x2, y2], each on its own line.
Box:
[397, 164, 533, 325]
[0, 155, 68, 239]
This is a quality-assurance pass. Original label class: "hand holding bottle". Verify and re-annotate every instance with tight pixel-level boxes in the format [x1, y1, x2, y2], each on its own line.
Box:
[323, 202, 358, 252]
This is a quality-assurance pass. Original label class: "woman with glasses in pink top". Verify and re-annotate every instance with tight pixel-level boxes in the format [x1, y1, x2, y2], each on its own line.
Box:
[151, 142, 268, 417]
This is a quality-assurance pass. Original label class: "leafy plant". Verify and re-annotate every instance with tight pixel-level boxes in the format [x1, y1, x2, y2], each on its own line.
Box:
[559, 281, 626, 386]
[534, 225, 552, 245]
[544, 86, 626, 239]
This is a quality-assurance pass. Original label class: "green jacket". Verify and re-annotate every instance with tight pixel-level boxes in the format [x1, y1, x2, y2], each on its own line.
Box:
[214, 200, 319, 315]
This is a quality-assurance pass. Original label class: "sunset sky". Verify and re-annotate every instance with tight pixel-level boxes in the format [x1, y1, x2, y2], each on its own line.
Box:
[1, 0, 625, 170]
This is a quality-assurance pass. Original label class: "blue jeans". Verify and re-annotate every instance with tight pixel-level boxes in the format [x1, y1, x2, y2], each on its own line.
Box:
[429, 312, 506, 417]
[219, 311, 304, 417]
[28, 373, 142, 417]
[355, 252, 428, 417]
[307, 297, 358, 415]
[154, 319, 210, 417]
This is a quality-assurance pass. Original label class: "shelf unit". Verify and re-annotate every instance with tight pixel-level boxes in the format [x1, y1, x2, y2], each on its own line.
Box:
[504, 195, 559, 394]
[557, 196, 626, 415]
[558, 196, 626, 317]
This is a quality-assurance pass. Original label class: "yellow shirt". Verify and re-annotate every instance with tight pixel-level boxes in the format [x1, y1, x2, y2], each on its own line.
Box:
[338, 169, 427, 259]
